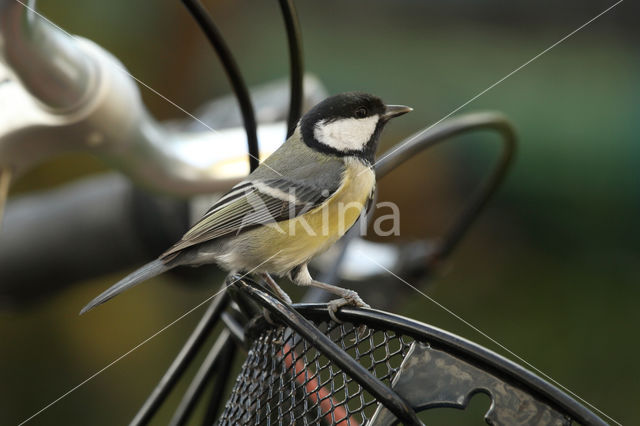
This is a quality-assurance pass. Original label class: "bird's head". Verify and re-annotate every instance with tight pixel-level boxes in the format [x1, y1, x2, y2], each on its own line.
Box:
[299, 92, 412, 164]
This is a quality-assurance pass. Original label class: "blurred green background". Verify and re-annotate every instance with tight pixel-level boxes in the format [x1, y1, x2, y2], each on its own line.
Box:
[1, 0, 638, 424]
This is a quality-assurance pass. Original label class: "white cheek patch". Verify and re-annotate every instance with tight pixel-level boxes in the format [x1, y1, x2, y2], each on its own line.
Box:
[313, 115, 378, 152]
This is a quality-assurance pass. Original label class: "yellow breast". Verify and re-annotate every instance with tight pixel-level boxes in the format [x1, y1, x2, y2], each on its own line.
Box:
[249, 158, 375, 273]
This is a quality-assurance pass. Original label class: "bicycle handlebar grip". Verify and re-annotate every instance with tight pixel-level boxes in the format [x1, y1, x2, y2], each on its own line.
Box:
[0, 173, 188, 308]
[0, 0, 94, 111]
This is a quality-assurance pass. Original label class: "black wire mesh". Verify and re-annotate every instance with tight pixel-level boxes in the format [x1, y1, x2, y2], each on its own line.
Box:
[218, 318, 415, 425]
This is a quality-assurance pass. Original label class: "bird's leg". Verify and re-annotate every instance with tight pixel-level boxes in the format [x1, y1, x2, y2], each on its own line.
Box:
[289, 264, 370, 324]
[261, 273, 293, 304]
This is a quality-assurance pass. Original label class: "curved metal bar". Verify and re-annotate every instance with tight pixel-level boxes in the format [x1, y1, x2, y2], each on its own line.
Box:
[293, 304, 608, 426]
[278, 0, 304, 138]
[201, 337, 238, 425]
[168, 331, 235, 426]
[130, 287, 229, 426]
[182, 0, 260, 172]
[220, 311, 247, 347]
[375, 112, 516, 267]
[234, 278, 423, 425]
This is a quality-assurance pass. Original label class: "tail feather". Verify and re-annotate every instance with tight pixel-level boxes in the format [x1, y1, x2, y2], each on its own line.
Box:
[79, 259, 170, 315]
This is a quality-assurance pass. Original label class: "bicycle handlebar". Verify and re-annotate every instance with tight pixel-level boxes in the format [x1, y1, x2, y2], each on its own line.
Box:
[0, 1, 326, 195]
[0, 0, 93, 111]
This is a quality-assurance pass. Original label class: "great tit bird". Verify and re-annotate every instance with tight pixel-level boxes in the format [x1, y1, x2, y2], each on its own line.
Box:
[80, 92, 411, 316]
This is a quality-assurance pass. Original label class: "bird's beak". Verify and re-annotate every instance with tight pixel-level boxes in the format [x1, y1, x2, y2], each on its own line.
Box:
[382, 104, 413, 121]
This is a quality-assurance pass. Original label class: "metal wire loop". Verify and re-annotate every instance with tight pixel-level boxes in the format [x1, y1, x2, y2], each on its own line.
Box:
[375, 112, 517, 267]
[278, 0, 304, 138]
[182, 0, 260, 171]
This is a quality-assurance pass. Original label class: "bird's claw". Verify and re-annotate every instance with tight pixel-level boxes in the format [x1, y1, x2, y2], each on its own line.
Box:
[327, 290, 370, 324]
[261, 273, 293, 304]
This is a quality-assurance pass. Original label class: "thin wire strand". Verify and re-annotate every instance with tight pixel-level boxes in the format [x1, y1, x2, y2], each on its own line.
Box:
[17, 251, 282, 425]
[358, 251, 622, 426]
[371, 0, 624, 172]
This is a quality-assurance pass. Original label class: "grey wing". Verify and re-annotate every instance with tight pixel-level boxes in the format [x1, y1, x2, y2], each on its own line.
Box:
[160, 177, 339, 259]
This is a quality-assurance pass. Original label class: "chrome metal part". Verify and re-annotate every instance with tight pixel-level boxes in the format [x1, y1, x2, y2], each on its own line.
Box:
[0, 0, 93, 111]
[0, 2, 331, 196]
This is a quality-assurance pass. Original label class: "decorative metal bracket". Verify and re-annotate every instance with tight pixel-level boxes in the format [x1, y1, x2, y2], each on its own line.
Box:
[370, 342, 571, 425]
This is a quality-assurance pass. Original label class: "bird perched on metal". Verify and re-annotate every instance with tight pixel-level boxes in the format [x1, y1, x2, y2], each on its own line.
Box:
[80, 92, 411, 318]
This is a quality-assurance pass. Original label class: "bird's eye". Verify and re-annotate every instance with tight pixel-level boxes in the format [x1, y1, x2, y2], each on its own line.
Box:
[355, 107, 368, 118]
